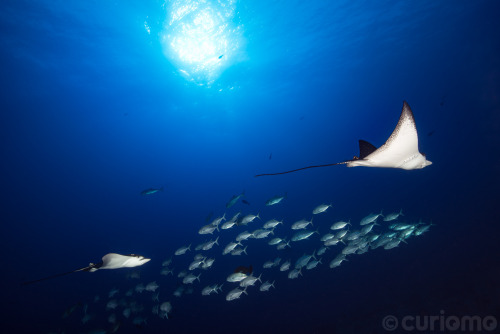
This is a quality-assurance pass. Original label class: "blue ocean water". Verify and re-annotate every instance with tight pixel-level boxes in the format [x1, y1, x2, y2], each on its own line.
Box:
[1, 0, 499, 333]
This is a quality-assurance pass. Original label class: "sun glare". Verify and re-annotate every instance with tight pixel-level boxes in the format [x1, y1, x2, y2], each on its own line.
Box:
[161, 0, 243, 86]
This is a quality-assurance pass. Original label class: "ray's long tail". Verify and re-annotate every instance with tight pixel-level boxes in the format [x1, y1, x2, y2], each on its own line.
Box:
[21, 265, 94, 286]
[255, 161, 348, 177]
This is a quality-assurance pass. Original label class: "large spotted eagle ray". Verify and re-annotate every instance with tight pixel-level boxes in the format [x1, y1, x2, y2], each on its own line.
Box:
[255, 101, 432, 177]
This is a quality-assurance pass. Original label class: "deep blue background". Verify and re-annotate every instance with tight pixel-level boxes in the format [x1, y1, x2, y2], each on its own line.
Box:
[1, 0, 499, 333]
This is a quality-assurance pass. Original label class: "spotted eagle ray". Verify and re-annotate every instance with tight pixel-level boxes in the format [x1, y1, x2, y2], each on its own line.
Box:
[22, 253, 151, 285]
[255, 101, 431, 177]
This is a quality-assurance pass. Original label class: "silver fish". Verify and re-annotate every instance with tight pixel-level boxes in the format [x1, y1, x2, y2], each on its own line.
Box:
[223, 241, 242, 255]
[174, 244, 191, 256]
[312, 204, 332, 214]
[331, 220, 351, 230]
[360, 211, 383, 225]
[182, 273, 201, 284]
[226, 272, 247, 282]
[259, 280, 275, 292]
[291, 230, 318, 241]
[226, 287, 247, 301]
[226, 192, 244, 208]
[239, 273, 262, 287]
[291, 219, 313, 230]
[383, 209, 404, 221]
[263, 219, 283, 229]
[265, 194, 286, 206]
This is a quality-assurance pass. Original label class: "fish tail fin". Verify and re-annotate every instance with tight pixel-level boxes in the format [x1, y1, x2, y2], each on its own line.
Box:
[243, 287, 248, 295]
[399, 209, 404, 216]
[257, 273, 262, 282]
[243, 246, 248, 255]
[318, 257, 323, 265]
[196, 274, 201, 281]
[215, 236, 219, 245]
[312, 250, 316, 260]
[188, 244, 192, 251]
[271, 280, 275, 288]
[310, 217, 314, 227]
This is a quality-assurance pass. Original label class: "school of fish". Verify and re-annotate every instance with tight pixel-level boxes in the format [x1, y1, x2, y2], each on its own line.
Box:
[52, 195, 432, 333]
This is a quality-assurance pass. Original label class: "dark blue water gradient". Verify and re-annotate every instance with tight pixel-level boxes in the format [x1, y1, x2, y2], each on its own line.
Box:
[0, 0, 499, 333]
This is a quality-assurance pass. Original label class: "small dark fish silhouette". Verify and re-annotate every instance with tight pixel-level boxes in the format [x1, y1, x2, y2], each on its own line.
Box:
[141, 187, 164, 195]
[218, 55, 224, 59]
[226, 191, 244, 208]
[234, 265, 253, 275]
[205, 211, 214, 223]
[242, 199, 250, 205]
[427, 130, 435, 137]
[62, 302, 82, 318]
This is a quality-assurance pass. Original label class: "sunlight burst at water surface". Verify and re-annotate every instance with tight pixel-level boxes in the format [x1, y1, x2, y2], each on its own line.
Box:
[161, 0, 244, 86]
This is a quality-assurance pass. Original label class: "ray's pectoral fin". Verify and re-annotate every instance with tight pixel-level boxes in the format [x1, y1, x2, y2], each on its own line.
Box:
[347, 101, 432, 169]
[358, 140, 378, 159]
